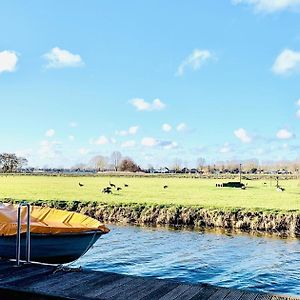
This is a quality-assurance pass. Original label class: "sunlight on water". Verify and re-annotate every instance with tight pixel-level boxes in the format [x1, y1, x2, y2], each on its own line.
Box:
[71, 225, 300, 296]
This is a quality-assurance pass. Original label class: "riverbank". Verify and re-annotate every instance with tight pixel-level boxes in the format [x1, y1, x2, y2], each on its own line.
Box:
[1, 175, 300, 236]
[6, 200, 300, 237]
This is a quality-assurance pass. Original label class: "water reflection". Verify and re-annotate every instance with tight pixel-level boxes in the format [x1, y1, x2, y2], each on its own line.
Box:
[71, 224, 300, 296]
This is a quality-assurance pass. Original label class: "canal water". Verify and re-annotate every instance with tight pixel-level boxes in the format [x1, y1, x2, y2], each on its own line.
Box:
[71, 225, 300, 296]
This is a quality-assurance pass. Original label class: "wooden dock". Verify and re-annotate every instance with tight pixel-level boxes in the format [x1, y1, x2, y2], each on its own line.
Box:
[0, 260, 298, 300]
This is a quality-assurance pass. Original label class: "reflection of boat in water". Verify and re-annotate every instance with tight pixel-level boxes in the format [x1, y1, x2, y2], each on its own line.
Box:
[0, 204, 109, 264]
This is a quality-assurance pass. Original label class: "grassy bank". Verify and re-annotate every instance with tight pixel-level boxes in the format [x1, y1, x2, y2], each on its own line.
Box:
[0, 175, 300, 212]
[1, 175, 300, 236]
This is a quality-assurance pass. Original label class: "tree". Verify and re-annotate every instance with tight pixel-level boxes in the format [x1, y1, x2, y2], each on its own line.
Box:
[0, 153, 28, 173]
[172, 158, 182, 173]
[119, 158, 141, 172]
[196, 157, 206, 173]
[110, 151, 122, 171]
[90, 155, 108, 171]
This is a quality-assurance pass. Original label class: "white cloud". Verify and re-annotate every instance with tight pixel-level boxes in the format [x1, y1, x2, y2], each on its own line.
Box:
[39, 140, 61, 159]
[45, 129, 55, 137]
[128, 126, 139, 135]
[69, 122, 78, 128]
[78, 148, 90, 155]
[176, 123, 188, 132]
[15, 148, 33, 158]
[121, 140, 136, 148]
[116, 130, 128, 136]
[90, 135, 109, 145]
[130, 98, 166, 111]
[220, 143, 231, 153]
[234, 128, 252, 143]
[140, 137, 178, 149]
[232, 0, 300, 13]
[162, 123, 172, 132]
[276, 129, 294, 139]
[116, 126, 139, 136]
[297, 98, 300, 106]
[68, 135, 75, 141]
[141, 137, 158, 147]
[272, 49, 300, 75]
[0, 50, 18, 73]
[162, 141, 178, 149]
[176, 49, 213, 76]
[43, 47, 84, 68]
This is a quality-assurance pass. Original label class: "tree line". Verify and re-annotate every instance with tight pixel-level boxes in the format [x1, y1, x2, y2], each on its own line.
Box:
[1, 151, 299, 175]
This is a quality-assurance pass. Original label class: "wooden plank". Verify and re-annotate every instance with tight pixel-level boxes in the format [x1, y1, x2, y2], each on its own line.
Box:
[84, 275, 134, 298]
[141, 282, 180, 300]
[208, 287, 231, 300]
[67, 272, 125, 298]
[92, 276, 136, 299]
[173, 285, 203, 300]
[0, 265, 53, 285]
[255, 294, 273, 300]
[111, 278, 153, 300]
[94, 276, 147, 299]
[53, 272, 106, 292]
[190, 285, 218, 300]
[239, 292, 259, 300]
[225, 289, 244, 300]
[7, 268, 56, 288]
[159, 284, 192, 300]
[128, 278, 168, 300]
[29, 271, 114, 297]
[25, 270, 74, 290]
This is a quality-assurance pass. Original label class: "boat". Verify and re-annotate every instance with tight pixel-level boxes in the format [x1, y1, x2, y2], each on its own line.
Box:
[0, 203, 109, 264]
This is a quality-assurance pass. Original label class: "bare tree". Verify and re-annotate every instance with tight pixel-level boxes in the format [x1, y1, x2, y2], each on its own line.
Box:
[110, 151, 122, 171]
[90, 155, 108, 171]
[196, 157, 206, 173]
[172, 158, 182, 173]
[0, 153, 28, 173]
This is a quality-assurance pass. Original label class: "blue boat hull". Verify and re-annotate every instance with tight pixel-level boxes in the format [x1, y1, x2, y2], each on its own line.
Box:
[0, 232, 103, 264]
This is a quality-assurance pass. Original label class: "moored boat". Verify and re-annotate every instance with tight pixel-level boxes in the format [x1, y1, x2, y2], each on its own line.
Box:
[0, 203, 109, 264]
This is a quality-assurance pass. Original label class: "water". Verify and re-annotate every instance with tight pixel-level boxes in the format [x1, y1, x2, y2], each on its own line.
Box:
[71, 225, 300, 296]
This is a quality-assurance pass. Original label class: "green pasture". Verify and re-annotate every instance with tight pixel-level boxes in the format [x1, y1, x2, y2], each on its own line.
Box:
[0, 175, 300, 212]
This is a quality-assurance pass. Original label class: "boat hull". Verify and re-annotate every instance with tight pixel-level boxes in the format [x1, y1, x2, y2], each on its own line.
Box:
[0, 232, 103, 264]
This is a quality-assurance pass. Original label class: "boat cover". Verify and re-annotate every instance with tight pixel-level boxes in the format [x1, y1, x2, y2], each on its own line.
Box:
[0, 204, 109, 236]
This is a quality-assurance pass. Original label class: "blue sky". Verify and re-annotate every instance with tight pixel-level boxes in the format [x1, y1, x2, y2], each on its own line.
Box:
[1, 0, 300, 168]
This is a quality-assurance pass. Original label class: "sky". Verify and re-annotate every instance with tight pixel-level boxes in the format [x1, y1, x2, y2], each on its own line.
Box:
[0, 0, 300, 168]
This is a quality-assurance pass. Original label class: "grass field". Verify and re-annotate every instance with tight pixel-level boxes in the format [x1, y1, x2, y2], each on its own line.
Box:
[0, 175, 300, 212]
